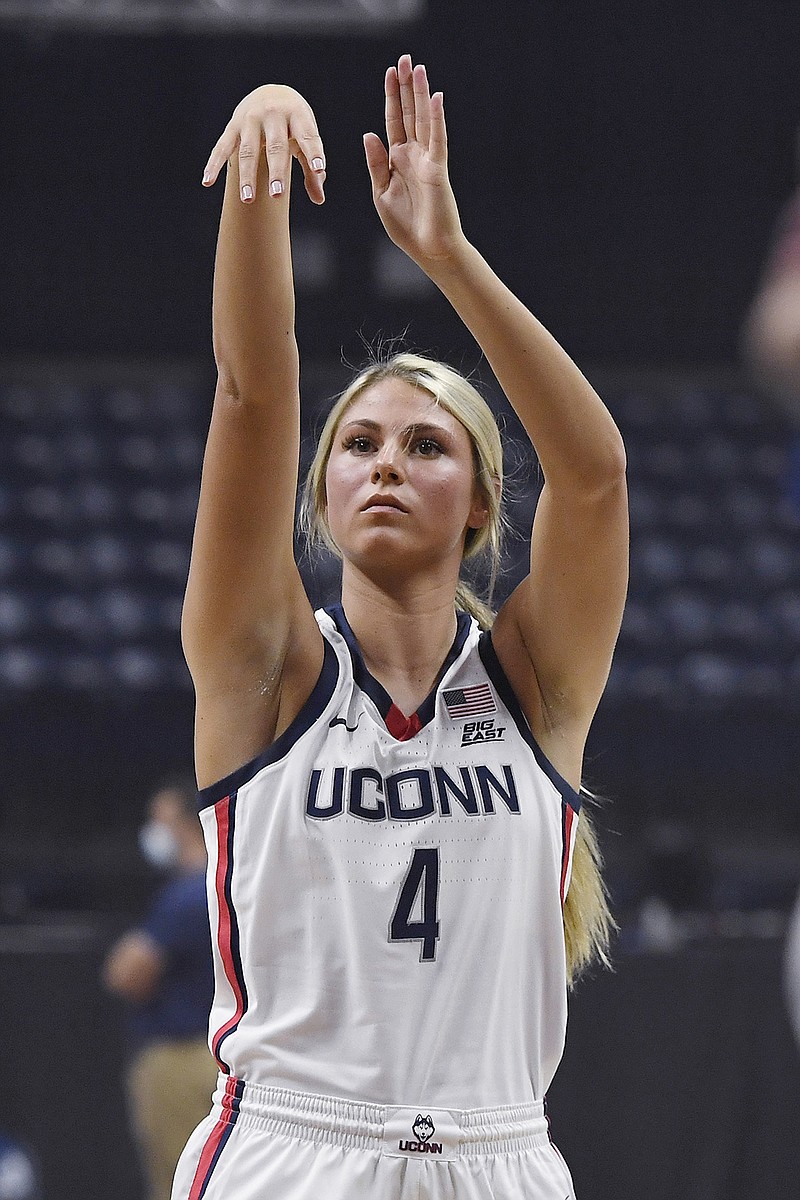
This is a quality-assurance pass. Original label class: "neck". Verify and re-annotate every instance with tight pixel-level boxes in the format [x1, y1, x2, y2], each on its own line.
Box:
[340, 566, 461, 713]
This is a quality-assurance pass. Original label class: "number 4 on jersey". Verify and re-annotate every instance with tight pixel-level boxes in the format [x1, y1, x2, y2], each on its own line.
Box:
[389, 847, 440, 962]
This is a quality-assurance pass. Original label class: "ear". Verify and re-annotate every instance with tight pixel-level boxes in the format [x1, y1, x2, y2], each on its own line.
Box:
[467, 477, 499, 529]
[466, 500, 489, 530]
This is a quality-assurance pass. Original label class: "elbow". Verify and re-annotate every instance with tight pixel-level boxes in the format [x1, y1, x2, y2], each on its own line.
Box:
[601, 427, 627, 481]
[214, 340, 300, 406]
[180, 599, 201, 684]
[541, 429, 626, 502]
[577, 427, 627, 497]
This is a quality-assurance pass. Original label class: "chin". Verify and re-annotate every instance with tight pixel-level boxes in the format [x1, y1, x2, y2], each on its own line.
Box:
[343, 533, 460, 581]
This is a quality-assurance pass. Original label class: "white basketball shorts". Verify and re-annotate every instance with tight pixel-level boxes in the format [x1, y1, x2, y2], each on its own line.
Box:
[171, 1074, 576, 1200]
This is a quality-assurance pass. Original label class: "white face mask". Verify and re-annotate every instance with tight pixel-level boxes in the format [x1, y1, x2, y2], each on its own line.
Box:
[138, 820, 179, 869]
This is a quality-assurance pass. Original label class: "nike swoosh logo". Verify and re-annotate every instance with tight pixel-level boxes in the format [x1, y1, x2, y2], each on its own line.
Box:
[328, 715, 363, 733]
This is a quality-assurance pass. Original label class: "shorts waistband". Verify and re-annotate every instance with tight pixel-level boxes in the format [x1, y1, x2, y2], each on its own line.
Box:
[212, 1074, 551, 1158]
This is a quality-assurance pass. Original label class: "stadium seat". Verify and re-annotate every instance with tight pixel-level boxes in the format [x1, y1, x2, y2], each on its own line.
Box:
[0, 371, 798, 706]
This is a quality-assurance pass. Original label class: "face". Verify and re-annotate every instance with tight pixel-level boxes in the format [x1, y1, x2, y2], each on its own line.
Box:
[324, 378, 488, 579]
[139, 789, 185, 869]
[148, 789, 187, 839]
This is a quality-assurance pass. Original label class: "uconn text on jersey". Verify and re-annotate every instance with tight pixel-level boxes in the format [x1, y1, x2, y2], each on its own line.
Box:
[305, 763, 521, 822]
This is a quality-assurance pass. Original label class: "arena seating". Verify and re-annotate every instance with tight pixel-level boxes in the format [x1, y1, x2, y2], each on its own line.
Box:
[1, 368, 798, 708]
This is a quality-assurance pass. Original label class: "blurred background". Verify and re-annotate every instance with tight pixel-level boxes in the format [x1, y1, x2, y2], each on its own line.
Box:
[2, 1, 800, 1197]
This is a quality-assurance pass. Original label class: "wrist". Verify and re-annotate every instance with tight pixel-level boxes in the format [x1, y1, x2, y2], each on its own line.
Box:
[418, 235, 478, 286]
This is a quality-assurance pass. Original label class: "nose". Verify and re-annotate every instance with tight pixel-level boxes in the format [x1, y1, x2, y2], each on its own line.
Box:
[371, 452, 403, 484]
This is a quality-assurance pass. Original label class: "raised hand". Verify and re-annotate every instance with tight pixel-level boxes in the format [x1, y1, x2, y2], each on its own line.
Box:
[202, 84, 326, 205]
[364, 55, 464, 268]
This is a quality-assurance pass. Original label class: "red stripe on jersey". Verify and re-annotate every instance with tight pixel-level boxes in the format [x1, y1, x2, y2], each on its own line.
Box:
[385, 703, 422, 741]
[211, 795, 246, 1070]
[187, 1075, 241, 1200]
[560, 803, 577, 905]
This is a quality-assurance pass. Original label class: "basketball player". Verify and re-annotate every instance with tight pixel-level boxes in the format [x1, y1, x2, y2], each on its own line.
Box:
[173, 55, 628, 1199]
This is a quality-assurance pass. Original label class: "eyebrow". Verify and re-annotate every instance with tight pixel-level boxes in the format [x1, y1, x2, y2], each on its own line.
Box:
[341, 418, 452, 440]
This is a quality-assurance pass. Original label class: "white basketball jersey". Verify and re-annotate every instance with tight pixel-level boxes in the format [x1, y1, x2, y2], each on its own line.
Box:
[197, 605, 580, 1111]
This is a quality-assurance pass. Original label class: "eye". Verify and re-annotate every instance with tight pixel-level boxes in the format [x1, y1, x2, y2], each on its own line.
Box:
[415, 437, 444, 456]
[342, 434, 374, 454]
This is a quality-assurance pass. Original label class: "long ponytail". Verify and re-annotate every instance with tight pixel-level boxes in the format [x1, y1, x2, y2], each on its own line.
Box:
[563, 794, 616, 986]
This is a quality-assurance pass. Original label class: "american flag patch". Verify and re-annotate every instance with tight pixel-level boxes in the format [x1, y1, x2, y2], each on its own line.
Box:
[442, 683, 496, 719]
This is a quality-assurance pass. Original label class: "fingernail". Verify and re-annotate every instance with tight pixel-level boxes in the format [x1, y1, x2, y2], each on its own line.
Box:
[241, 184, 253, 201]
[269, 180, 284, 196]
[202, 170, 212, 185]
[311, 157, 325, 172]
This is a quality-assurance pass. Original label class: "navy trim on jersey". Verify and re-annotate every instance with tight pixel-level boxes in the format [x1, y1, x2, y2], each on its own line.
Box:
[196, 637, 339, 811]
[477, 630, 582, 814]
[212, 791, 248, 1074]
[325, 603, 471, 734]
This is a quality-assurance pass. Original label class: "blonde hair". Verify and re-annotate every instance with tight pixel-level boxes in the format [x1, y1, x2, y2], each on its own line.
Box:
[301, 350, 614, 985]
[563, 792, 617, 987]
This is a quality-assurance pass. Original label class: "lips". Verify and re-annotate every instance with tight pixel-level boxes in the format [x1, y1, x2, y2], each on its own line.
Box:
[361, 494, 408, 513]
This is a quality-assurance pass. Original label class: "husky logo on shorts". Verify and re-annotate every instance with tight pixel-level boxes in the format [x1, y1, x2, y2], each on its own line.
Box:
[412, 1114, 435, 1143]
[383, 1105, 459, 1160]
[397, 1113, 443, 1155]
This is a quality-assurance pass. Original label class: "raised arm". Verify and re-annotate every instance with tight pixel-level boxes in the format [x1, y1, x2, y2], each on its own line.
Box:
[364, 57, 628, 784]
[182, 86, 326, 786]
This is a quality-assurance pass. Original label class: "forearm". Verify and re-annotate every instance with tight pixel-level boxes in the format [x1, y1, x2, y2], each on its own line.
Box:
[426, 239, 626, 491]
[212, 156, 299, 401]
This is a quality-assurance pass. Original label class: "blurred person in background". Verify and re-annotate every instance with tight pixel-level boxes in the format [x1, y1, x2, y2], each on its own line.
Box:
[103, 777, 216, 1200]
[740, 130, 800, 1048]
[741, 126, 800, 510]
